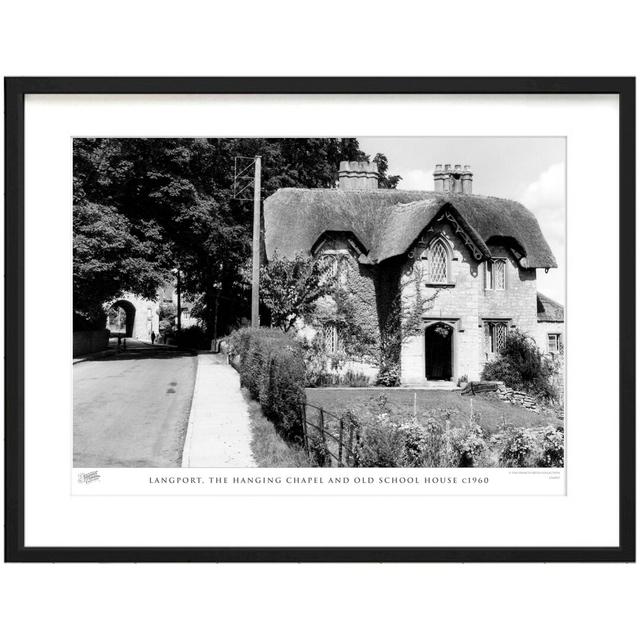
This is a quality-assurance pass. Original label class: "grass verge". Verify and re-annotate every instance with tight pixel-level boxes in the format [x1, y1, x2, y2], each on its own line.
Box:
[241, 389, 310, 467]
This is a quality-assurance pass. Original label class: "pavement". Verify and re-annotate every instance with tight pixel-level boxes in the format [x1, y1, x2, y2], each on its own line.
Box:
[73, 342, 198, 467]
[181, 353, 256, 468]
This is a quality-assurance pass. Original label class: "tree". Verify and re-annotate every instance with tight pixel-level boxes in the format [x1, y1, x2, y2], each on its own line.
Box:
[372, 153, 402, 189]
[157, 301, 177, 338]
[73, 202, 167, 326]
[259, 253, 334, 332]
[73, 137, 401, 335]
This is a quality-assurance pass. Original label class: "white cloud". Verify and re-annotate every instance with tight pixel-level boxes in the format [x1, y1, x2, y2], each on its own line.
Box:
[519, 162, 566, 302]
[397, 168, 433, 190]
[521, 162, 565, 212]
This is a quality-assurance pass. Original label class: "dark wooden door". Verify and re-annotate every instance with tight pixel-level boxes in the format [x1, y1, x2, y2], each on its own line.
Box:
[425, 323, 452, 380]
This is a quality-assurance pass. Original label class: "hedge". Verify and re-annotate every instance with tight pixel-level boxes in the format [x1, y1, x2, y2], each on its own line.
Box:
[228, 328, 306, 441]
[174, 325, 209, 350]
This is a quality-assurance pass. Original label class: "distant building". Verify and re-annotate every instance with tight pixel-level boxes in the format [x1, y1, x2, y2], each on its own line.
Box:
[264, 161, 564, 384]
[536, 292, 565, 359]
[106, 293, 160, 341]
[106, 280, 197, 341]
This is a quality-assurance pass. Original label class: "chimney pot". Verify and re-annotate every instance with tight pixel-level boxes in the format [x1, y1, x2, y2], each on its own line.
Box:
[434, 162, 473, 194]
[338, 160, 379, 190]
[462, 165, 473, 194]
[434, 163, 444, 191]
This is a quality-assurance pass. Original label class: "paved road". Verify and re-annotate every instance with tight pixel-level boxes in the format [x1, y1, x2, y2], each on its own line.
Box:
[73, 344, 197, 467]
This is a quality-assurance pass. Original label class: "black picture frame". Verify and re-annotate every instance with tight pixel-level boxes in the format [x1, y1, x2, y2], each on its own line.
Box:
[4, 77, 635, 563]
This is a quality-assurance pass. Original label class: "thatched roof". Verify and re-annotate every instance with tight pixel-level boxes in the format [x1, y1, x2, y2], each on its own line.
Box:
[264, 188, 557, 269]
[537, 293, 564, 322]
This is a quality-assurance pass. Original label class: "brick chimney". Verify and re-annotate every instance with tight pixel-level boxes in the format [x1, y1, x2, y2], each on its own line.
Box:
[338, 160, 379, 190]
[434, 163, 473, 194]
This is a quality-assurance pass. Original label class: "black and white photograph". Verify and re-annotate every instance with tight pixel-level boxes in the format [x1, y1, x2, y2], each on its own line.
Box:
[2, 4, 638, 638]
[73, 136, 566, 471]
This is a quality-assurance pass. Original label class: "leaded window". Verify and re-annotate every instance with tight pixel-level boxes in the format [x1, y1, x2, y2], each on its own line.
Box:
[494, 322, 507, 352]
[493, 260, 506, 290]
[318, 252, 349, 288]
[329, 255, 339, 278]
[486, 321, 508, 354]
[323, 322, 340, 353]
[429, 240, 448, 283]
[485, 259, 506, 290]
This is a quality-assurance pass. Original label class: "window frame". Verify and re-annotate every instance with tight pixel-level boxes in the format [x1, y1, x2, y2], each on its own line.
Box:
[318, 249, 349, 288]
[323, 321, 341, 353]
[485, 258, 507, 290]
[484, 320, 510, 355]
[421, 236, 453, 286]
[547, 332, 561, 354]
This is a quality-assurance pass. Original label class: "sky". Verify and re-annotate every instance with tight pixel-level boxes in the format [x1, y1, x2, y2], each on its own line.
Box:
[357, 137, 565, 303]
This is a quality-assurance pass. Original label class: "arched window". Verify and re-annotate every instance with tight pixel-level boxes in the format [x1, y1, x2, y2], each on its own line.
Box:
[421, 237, 451, 284]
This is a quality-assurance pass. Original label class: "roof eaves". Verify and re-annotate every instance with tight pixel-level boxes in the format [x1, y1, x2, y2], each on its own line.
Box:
[439, 203, 492, 261]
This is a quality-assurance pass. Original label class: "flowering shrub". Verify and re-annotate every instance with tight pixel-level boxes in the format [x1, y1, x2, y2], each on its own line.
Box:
[482, 329, 560, 401]
[376, 362, 400, 387]
[399, 418, 430, 466]
[311, 395, 564, 469]
[400, 416, 454, 467]
[354, 412, 407, 467]
[450, 424, 487, 467]
[499, 426, 538, 467]
[537, 425, 564, 467]
[299, 334, 330, 387]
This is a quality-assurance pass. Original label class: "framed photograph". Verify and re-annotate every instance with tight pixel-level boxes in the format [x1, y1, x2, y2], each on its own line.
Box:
[4, 77, 635, 562]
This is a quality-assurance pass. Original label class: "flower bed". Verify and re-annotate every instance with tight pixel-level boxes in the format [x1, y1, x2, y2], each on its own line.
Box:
[314, 393, 564, 468]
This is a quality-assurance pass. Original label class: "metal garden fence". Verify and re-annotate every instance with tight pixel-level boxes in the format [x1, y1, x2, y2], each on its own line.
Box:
[299, 403, 359, 467]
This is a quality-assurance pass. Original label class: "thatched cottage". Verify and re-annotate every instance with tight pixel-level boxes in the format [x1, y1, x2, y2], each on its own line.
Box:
[264, 161, 564, 385]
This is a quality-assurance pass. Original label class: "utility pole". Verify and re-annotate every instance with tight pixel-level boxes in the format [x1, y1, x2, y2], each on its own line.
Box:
[251, 156, 261, 328]
[232, 154, 262, 328]
[176, 268, 182, 332]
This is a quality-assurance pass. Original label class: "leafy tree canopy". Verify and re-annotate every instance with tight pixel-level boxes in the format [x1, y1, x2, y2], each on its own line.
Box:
[258, 252, 334, 332]
[73, 138, 400, 332]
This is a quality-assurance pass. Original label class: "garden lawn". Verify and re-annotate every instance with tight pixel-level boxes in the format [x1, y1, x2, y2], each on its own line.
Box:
[305, 387, 561, 433]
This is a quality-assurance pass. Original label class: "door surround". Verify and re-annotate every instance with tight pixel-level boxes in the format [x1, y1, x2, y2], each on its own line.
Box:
[423, 318, 459, 382]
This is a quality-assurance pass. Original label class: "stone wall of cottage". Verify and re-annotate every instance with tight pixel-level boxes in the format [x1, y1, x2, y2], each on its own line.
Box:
[399, 219, 540, 385]
[477, 243, 538, 374]
[309, 236, 380, 368]
[309, 224, 547, 387]
[535, 321, 565, 355]
[536, 320, 565, 399]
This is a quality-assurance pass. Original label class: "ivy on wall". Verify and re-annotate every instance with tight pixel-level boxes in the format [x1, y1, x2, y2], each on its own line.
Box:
[308, 251, 440, 385]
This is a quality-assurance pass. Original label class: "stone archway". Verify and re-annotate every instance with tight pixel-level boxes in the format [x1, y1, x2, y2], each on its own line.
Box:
[107, 300, 136, 337]
[424, 322, 454, 381]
